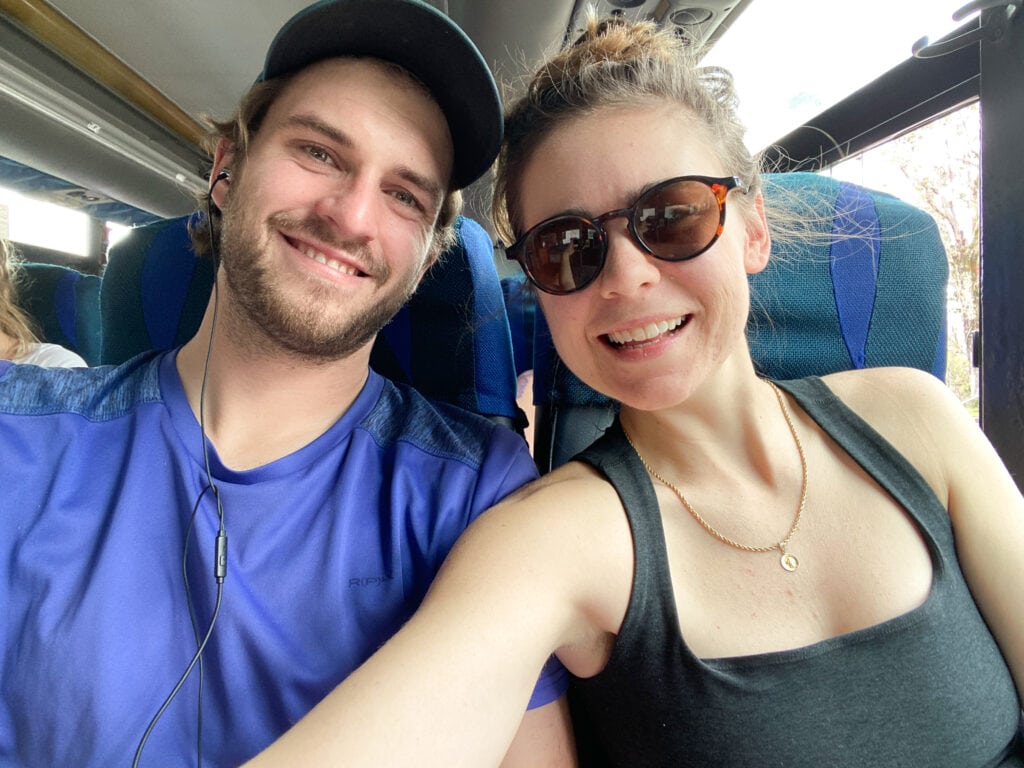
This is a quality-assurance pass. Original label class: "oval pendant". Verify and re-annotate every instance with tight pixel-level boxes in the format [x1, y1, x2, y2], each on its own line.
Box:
[780, 552, 799, 572]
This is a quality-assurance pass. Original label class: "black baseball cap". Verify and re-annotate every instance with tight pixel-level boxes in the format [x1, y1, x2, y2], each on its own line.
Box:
[258, 0, 502, 190]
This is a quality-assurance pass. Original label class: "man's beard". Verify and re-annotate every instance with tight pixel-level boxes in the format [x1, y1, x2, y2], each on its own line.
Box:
[217, 207, 425, 363]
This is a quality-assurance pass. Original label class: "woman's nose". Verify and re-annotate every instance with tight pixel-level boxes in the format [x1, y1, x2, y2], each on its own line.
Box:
[597, 221, 662, 298]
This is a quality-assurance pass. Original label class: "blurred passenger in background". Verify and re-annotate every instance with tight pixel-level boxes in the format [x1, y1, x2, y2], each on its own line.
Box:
[0, 238, 86, 367]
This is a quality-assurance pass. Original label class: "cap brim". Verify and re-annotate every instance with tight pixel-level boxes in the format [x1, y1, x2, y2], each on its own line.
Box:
[260, 0, 501, 189]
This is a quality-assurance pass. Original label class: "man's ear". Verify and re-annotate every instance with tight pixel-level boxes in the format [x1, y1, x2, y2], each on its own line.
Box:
[416, 242, 441, 284]
[743, 191, 772, 275]
[209, 140, 236, 210]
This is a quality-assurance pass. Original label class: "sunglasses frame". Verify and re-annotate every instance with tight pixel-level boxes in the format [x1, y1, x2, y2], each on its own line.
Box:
[506, 175, 747, 295]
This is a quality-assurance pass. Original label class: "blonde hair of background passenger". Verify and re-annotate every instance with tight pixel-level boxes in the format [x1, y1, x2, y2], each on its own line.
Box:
[0, 239, 42, 361]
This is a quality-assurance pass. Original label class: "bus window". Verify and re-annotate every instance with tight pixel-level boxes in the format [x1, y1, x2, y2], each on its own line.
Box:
[700, 0, 962, 156]
[1, 185, 98, 260]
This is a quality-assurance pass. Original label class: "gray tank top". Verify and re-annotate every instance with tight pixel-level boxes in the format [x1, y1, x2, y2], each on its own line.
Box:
[570, 377, 1023, 767]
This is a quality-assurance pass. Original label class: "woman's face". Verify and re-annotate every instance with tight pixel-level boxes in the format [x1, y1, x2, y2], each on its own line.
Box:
[517, 103, 769, 411]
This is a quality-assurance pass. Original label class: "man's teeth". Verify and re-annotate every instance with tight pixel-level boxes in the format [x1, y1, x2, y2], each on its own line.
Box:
[303, 246, 358, 276]
[607, 316, 684, 345]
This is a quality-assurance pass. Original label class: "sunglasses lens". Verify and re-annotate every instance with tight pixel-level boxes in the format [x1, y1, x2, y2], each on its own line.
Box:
[522, 218, 604, 294]
[634, 179, 723, 260]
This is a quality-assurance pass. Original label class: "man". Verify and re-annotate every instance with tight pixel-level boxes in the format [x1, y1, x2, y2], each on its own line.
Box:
[0, 1, 572, 764]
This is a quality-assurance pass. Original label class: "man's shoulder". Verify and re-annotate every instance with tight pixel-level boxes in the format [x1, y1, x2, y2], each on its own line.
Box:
[360, 377, 525, 470]
[0, 352, 164, 422]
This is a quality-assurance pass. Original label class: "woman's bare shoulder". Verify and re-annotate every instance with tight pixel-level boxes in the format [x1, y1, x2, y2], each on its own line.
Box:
[435, 457, 636, 654]
[505, 459, 618, 503]
[819, 366, 963, 431]
[816, 366, 968, 496]
[480, 459, 633, 545]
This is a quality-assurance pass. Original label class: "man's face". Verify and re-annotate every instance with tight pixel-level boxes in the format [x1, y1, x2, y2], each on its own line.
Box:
[215, 57, 453, 362]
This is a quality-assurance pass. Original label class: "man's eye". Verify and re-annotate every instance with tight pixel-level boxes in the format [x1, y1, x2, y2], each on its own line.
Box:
[304, 145, 334, 165]
[391, 189, 421, 210]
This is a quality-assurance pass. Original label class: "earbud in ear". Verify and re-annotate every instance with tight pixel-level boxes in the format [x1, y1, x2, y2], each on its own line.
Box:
[208, 169, 231, 201]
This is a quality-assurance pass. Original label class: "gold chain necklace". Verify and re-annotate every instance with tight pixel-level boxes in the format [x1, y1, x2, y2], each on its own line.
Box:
[625, 380, 808, 572]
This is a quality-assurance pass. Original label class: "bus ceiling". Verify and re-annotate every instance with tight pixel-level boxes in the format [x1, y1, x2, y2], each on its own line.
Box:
[0, 0, 756, 228]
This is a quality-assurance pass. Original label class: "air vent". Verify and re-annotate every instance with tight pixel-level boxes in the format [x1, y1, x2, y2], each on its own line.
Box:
[568, 0, 750, 53]
[669, 7, 714, 26]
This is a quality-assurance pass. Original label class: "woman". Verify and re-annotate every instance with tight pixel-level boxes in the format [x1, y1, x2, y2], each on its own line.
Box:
[246, 15, 1023, 766]
[0, 239, 86, 367]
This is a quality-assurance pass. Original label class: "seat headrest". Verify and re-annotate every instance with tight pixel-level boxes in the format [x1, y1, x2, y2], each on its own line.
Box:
[750, 172, 947, 380]
[15, 262, 102, 365]
[375, 216, 520, 422]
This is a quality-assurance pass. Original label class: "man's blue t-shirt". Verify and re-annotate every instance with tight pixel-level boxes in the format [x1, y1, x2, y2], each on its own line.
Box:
[0, 351, 565, 766]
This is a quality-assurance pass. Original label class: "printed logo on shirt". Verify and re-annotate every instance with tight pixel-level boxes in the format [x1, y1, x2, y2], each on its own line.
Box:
[348, 576, 393, 588]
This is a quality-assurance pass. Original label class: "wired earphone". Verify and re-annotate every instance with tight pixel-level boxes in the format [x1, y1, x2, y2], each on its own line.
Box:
[132, 167, 231, 768]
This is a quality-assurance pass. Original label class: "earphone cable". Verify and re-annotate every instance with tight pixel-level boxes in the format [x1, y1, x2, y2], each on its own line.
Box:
[132, 485, 220, 767]
[131, 186, 228, 768]
[182, 485, 212, 766]
[131, 580, 224, 767]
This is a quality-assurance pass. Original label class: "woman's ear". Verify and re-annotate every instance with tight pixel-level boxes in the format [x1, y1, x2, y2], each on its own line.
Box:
[743, 191, 771, 275]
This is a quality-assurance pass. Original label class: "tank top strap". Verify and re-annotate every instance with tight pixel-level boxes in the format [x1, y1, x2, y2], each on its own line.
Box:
[574, 419, 679, 637]
[774, 376, 951, 561]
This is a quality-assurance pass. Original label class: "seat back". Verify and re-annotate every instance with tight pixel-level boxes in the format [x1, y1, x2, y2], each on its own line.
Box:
[14, 262, 102, 365]
[100, 216, 214, 364]
[525, 172, 949, 472]
[501, 274, 537, 381]
[100, 214, 522, 427]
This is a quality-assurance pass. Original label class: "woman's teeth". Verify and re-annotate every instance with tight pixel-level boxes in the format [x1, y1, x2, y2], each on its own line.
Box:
[607, 316, 684, 346]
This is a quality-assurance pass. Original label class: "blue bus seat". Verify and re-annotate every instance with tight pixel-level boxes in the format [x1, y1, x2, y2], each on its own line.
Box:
[15, 262, 102, 366]
[100, 214, 523, 429]
[100, 216, 214, 365]
[526, 172, 950, 472]
[383, 216, 524, 428]
[501, 274, 537, 380]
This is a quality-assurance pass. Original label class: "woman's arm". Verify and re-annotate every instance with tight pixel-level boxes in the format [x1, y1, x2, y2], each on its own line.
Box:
[501, 697, 576, 767]
[832, 367, 1024, 699]
[243, 470, 620, 766]
[923, 375, 1024, 699]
